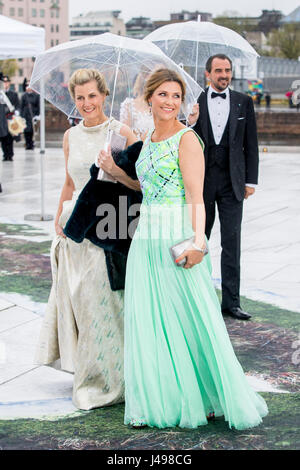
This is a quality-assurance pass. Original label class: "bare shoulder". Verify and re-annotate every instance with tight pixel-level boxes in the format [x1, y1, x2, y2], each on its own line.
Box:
[63, 128, 70, 145]
[120, 123, 133, 137]
[120, 123, 138, 146]
[63, 128, 70, 158]
[180, 129, 202, 149]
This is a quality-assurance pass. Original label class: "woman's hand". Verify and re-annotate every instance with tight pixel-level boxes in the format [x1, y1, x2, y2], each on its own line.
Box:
[55, 222, 66, 238]
[98, 145, 120, 179]
[176, 248, 204, 269]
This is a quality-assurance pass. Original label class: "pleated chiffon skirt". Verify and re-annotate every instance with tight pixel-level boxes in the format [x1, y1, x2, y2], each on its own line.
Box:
[124, 204, 268, 430]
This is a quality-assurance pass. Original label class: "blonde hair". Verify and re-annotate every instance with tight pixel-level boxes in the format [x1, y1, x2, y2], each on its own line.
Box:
[144, 68, 186, 103]
[68, 68, 110, 100]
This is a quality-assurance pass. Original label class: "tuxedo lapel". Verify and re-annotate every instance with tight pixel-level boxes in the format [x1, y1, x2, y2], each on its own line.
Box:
[228, 89, 240, 144]
[198, 89, 209, 144]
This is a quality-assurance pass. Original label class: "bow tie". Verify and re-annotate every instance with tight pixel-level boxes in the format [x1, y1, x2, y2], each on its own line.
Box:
[211, 92, 226, 99]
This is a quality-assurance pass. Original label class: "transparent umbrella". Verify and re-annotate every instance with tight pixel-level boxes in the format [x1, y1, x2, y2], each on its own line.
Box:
[30, 33, 202, 125]
[144, 21, 259, 84]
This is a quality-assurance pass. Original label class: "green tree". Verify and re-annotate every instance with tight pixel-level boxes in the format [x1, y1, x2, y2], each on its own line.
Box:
[268, 24, 300, 59]
[0, 59, 19, 78]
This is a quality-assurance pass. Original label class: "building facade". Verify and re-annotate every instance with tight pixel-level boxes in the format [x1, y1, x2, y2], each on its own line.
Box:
[70, 11, 126, 41]
[0, 0, 69, 92]
[125, 16, 153, 39]
[153, 10, 212, 30]
[170, 10, 212, 22]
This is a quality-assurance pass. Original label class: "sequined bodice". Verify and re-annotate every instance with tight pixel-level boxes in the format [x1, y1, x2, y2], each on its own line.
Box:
[136, 127, 203, 206]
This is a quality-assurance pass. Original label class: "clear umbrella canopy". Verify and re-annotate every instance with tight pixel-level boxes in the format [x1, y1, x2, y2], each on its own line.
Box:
[144, 21, 259, 84]
[29, 33, 202, 121]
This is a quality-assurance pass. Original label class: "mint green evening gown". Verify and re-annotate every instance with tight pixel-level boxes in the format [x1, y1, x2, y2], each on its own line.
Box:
[124, 128, 268, 430]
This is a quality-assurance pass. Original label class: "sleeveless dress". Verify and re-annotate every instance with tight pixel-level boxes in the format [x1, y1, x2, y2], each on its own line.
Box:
[35, 118, 125, 410]
[124, 127, 268, 430]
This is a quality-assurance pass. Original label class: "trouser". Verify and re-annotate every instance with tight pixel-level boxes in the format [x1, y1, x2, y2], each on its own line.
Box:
[203, 164, 244, 311]
[24, 131, 34, 149]
[0, 133, 14, 159]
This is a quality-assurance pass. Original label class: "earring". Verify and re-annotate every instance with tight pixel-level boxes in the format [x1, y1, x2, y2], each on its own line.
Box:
[148, 102, 152, 115]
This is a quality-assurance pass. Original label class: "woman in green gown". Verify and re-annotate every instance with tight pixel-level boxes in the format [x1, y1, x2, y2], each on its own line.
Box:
[101, 68, 268, 430]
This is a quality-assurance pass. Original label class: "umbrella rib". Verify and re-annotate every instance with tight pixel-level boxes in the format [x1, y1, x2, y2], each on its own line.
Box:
[67, 104, 77, 119]
[121, 50, 158, 70]
[75, 55, 116, 68]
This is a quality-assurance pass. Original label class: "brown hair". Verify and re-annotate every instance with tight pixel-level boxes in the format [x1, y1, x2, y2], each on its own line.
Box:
[206, 54, 232, 73]
[68, 68, 110, 100]
[144, 68, 186, 103]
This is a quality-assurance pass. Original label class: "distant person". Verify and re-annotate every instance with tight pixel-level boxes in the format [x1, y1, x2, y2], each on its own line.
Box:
[265, 92, 271, 109]
[0, 75, 20, 161]
[286, 90, 293, 108]
[20, 80, 40, 150]
[255, 91, 263, 107]
[292, 91, 300, 112]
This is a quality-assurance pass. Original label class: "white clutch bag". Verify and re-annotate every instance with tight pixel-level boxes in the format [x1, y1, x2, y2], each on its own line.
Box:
[169, 237, 209, 267]
[97, 131, 127, 183]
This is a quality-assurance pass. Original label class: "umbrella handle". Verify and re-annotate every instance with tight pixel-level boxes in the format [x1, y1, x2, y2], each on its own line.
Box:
[97, 130, 117, 183]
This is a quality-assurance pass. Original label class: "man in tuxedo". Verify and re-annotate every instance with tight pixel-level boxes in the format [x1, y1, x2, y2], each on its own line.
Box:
[0, 75, 20, 161]
[189, 54, 259, 320]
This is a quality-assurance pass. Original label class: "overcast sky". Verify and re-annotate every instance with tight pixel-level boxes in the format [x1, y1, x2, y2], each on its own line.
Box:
[69, 0, 300, 22]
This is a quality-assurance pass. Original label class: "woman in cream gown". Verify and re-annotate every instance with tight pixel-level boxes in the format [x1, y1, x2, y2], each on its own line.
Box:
[120, 71, 154, 140]
[35, 69, 138, 410]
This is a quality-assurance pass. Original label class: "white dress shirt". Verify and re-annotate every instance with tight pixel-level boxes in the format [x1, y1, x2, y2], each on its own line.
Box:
[188, 86, 257, 188]
[207, 86, 256, 188]
[207, 85, 230, 145]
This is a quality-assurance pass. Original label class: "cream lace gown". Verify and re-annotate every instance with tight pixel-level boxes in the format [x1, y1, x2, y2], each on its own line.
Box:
[120, 97, 153, 140]
[35, 118, 125, 410]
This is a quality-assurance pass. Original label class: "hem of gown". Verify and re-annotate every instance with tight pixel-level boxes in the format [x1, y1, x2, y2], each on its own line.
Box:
[73, 395, 125, 411]
[35, 358, 75, 374]
[124, 409, 268, 431]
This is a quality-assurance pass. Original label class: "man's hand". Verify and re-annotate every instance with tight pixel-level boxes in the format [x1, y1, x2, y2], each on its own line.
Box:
[244, 186, 255, 199]
[187, 103, 199, 126]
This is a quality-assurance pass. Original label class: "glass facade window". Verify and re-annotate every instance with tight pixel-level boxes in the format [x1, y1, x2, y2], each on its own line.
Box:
[18, 8, 23, 16]
[32, 8, 37, 17]
[40, 9, 45, 17]
[9, 7, 15, 16]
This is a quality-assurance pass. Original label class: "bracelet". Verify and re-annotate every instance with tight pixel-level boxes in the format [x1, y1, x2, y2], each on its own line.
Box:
[192, 242, 207, 253]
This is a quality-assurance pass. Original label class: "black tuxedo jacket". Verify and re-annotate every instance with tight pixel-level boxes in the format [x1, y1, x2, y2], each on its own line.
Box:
[194, 88, 259, 201]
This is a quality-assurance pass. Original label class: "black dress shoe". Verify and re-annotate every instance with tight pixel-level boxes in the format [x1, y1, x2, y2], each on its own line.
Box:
[222, 307, 251, 320]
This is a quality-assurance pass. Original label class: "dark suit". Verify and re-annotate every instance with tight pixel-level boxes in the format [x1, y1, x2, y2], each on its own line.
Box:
[0, 90, 20, 160]
[194, 88, 259, 310]
[20, 91, 40, 149]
